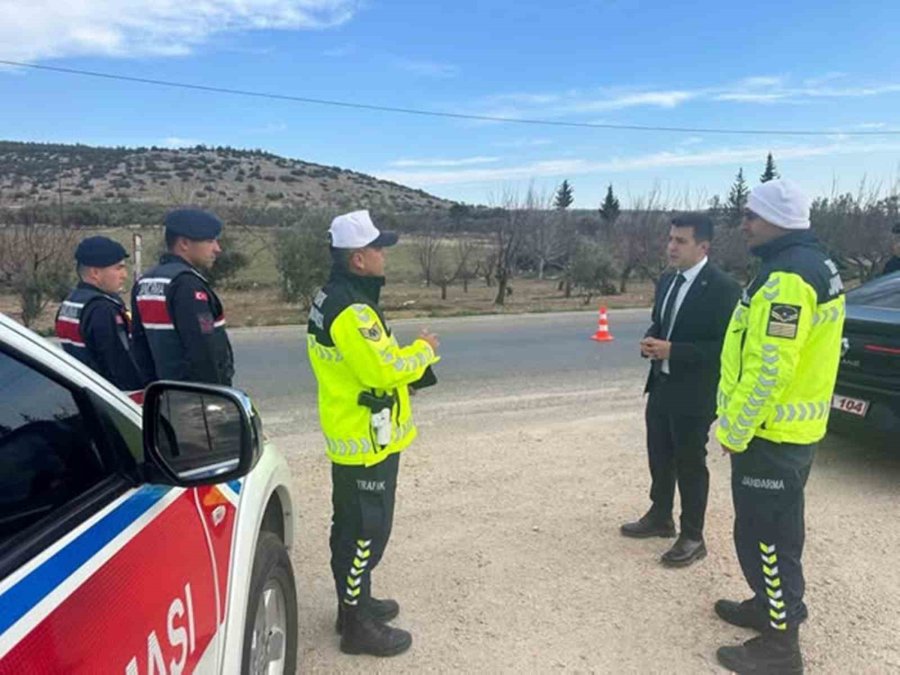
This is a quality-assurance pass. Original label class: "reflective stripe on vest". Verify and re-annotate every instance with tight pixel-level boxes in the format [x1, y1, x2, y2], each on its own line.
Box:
[134, 277, 176, 330]
[135, 261, 229, 382]
[134, 263, 193, 379]
[55, 287, 124, 370]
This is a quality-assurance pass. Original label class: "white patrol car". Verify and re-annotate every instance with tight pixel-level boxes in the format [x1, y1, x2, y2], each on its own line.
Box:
[0, 312, 298, 674]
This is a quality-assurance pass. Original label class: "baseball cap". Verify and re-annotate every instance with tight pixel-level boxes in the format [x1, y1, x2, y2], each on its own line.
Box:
[328, 210, 398, 249]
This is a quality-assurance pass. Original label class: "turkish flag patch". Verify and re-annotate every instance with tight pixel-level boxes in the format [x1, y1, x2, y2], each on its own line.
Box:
[194, 291, 209, 301]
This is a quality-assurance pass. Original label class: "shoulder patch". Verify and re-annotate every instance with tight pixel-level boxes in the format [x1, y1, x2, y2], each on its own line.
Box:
[767, 303, 801, 339]
[194, 290, 209, 301]
[359, 323, 383, 341]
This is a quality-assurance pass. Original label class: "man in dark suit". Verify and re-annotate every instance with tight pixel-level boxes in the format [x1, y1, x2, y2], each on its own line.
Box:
[621, 213, 741, 567]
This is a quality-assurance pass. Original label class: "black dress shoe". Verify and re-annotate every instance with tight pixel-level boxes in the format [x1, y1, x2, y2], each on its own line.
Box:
[715, 598, 769, 632]
[620, 512, 676, 539]
[716, 631, 803, 674]
[661, 536, 707, 567]
[336, 597, 400, 634]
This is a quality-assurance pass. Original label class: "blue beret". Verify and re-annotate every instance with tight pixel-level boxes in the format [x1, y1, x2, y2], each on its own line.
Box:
[164, 208, 223, 240]
[74, 236, 129, 267]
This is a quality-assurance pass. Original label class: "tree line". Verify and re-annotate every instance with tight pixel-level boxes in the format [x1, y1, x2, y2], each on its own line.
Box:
[1, 152, 897, 325]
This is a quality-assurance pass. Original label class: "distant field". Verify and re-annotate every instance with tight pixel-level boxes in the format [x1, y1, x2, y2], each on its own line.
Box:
[1, 227, 655, 332]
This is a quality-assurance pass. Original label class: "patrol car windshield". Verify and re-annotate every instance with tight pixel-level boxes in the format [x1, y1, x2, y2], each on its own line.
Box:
[847, 273, 900, 310]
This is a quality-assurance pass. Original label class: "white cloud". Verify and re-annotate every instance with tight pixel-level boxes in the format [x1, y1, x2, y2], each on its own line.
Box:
[736, 75, 786, 88]
[0, 0, 359, 61]
[467, 74, 900, 121]
[377, 141, 900, 187]
[161, 136, 202, 148]
[565, 90, 697, 113]
[714, 92, 788, 104]
[389, 156, 500, 168]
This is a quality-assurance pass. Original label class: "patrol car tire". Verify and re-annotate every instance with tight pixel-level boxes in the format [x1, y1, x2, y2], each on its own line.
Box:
[242, 532, 298, 675]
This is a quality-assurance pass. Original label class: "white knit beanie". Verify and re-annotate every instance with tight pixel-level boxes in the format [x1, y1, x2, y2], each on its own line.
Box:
[747, 179, 810, 230]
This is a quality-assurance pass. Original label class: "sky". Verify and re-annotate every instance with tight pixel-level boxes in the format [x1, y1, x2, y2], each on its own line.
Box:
[2, 0, 900, 208]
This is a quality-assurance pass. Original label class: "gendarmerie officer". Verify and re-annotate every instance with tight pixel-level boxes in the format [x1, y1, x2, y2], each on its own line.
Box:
[715, 180, 845, 673]
[55, 236, 149, 397]
[131, 208, 234, 386]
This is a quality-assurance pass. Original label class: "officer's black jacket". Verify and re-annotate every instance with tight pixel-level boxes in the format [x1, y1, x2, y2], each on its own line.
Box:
[308, 267, 388, 347]
[132, 254, 234, 386]
[749, 230, 841, 303]
[61, 283, 149, 391]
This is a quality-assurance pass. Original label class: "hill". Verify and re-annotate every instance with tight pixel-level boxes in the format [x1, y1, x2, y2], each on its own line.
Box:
[0, 141, 451, 213]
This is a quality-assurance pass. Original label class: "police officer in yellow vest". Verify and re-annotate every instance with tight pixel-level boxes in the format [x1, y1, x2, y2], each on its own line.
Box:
[714, 180, 844, 674]
[307, 210, 440, 657]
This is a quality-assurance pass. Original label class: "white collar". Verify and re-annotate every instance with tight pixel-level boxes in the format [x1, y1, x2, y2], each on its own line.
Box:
[676, 256, 708, 284]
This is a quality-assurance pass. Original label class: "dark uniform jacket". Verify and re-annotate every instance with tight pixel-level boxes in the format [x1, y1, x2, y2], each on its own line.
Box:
[55, 283, 148, 392]
[131, 254, 234, 386]
[644, 261, 742, 418]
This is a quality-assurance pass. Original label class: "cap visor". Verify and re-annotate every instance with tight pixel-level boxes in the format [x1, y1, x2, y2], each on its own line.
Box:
[369, 231, 399, 247]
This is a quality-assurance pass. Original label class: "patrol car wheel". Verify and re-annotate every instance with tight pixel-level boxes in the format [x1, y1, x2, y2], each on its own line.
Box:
[242, 532, 298, 675]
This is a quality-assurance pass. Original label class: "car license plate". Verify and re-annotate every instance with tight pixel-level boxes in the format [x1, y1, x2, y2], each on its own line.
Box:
[831, 394, 870, 417]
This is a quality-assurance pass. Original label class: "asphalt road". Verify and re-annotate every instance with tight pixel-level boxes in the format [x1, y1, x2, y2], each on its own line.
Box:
[232, 308, 652, 433]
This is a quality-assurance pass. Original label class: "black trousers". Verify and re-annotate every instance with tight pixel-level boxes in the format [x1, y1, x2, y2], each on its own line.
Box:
[646, 379, 713, 540]
[731, 437, 814, 631]
[330, 453, 399, 609]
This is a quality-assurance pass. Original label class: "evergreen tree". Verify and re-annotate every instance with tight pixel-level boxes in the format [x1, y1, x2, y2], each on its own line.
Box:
[727, 168, 750, 226]
[760, 153, 779, 183]
[598, 184, 621, 226]
[554, 179, 574, 210]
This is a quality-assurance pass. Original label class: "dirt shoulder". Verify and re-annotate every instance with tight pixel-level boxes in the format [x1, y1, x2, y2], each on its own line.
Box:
[277, 381, 900, 673]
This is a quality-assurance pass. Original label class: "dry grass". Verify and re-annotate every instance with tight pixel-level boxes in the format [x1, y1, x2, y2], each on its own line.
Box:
[0, 226, 655, 332]
[1, 278, 654, 333]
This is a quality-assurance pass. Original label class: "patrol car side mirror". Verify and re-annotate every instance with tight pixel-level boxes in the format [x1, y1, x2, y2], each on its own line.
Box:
[142, 381, 262, 487]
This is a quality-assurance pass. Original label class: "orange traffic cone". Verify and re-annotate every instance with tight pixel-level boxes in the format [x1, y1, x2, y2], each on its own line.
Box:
[591, 306, 615, 342]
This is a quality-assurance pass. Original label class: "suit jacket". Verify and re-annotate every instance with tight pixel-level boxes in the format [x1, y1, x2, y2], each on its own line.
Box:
[643, 261, 742, 418]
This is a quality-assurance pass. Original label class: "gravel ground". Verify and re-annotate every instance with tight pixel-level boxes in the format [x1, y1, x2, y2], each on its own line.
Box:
[272, 375, 900, 673]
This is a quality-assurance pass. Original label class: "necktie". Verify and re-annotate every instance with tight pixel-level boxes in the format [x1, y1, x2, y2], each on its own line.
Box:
[661, 273, 686, 339]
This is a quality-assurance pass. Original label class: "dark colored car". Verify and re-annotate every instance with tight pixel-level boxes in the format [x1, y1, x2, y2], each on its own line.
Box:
[830, 272, 900, 438]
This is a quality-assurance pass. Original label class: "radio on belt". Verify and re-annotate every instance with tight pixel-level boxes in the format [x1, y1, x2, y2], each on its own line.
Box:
[358, 391, 395, 446]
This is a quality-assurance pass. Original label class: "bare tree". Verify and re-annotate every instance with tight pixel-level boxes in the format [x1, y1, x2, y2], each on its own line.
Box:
[454, 237, 479, 294]
[413, 227, 442, 287]
[476, 250, 497, 288]
[0, 205, 78, 327]
[429, 236, 481, 300]
[812, 180, 899, 281]
[607, 188, 669, 292]
[522, 187, 562, 280]
[489, 191, 528, 305]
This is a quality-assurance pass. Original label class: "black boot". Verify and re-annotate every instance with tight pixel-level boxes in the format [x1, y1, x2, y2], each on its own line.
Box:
[716, 629, 803, 674]
[620, 510, 676, 538]
[335, 597, 400, 633]
[714, 598, 769, 632]
[339, 606, 412, 657]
